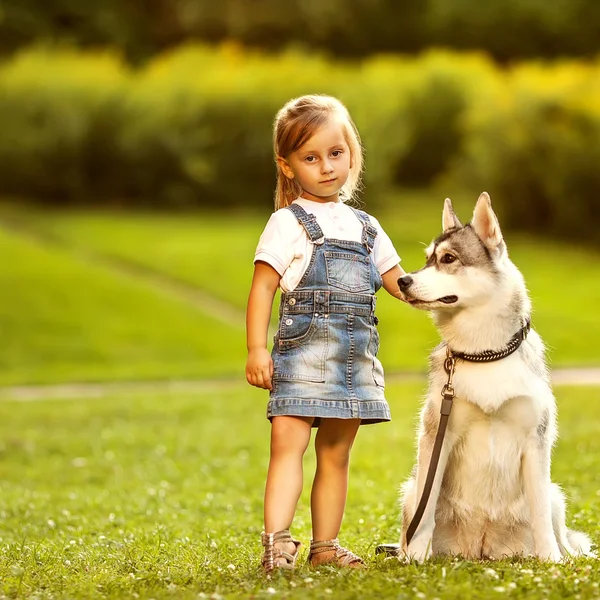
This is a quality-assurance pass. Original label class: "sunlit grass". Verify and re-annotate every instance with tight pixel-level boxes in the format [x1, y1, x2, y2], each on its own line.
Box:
[0, 226, 244, 384]
[0, 382, 597, 598]
[6, 190, 599, 373]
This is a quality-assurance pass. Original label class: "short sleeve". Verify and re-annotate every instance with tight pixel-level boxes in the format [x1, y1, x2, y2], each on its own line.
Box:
[254, 209, 304, 276]
[369, 215, 401, 275]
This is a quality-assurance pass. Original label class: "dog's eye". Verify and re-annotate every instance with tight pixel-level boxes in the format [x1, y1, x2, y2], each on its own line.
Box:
[440, 253, 456, 264]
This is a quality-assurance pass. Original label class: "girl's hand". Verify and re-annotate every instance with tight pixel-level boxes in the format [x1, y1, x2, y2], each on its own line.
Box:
[246, 348, 274, 390]
[382, 264, 408, 301]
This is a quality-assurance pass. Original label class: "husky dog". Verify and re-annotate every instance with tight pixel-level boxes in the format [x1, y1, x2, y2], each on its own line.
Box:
[396, 192, 594, 562]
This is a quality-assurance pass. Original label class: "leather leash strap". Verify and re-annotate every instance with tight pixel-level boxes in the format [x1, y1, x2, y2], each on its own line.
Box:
[405, 352, 456, 546]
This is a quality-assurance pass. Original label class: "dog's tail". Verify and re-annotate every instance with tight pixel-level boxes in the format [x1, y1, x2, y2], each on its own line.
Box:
[551, 484, 596, 557]
[566, 529, 596, 558]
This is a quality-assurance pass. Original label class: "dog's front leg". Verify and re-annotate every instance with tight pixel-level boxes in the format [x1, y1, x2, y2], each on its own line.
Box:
[404, 408, 456, 562]
[522, 437, 562, 562]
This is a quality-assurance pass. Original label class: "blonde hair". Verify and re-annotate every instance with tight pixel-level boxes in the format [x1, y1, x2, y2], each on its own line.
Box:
[273, 94, 363, 210]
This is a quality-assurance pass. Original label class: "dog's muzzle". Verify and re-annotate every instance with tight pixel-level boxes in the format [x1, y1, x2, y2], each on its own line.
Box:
[398, 275, 413, 292]
[398, 275, 458, 304]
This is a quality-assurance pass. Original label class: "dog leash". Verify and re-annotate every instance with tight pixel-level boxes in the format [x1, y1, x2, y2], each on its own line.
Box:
[405, 350, 456, 546]
[404, 317, 531, 547]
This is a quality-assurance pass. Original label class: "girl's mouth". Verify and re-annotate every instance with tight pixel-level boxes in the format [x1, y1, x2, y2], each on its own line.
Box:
[320, 178, 337, 184]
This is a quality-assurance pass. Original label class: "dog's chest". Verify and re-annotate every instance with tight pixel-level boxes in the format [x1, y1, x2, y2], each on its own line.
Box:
[431, 350, 550, 414]
[441, 395, 542, 515]
[452, 392, 541, 432]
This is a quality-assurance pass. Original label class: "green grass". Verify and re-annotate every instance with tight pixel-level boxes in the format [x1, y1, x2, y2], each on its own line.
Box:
[7, 192, 600, 373]
[0, 382, 598, 598]
[0, 227, 245, 385]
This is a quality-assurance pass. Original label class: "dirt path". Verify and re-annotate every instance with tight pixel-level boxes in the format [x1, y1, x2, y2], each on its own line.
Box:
[1, 367, 599, 402]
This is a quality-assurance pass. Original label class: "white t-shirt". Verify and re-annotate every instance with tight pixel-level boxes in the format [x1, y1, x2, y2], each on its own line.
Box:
[254, 198, 401, 292]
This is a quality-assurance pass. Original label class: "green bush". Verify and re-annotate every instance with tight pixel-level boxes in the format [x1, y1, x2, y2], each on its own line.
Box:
[1, 44, 600, 245]
[0, 45, 478, 208]
[0, 47, 130, 202]
[344, 52, 495, 198]
[119, 46, 351, 208]
[452, 60, 600, 243]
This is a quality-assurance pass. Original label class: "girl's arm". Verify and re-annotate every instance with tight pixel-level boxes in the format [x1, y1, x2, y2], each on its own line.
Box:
[246, 261, 281, 390]
[381, 264, 407, 301]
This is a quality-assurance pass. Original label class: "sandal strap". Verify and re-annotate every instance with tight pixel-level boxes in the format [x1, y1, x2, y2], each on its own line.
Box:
[261, 530, 301, 572]
[309, 538, 364, 567]
[262, 529, 293, 545]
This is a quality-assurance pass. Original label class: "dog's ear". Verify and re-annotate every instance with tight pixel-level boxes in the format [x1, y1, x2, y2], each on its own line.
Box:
[442, 198, 462, 232]
[471, 192, 503, 249]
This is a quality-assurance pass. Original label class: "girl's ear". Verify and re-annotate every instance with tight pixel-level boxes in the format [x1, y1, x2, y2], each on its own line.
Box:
[277, 156, 294, 179]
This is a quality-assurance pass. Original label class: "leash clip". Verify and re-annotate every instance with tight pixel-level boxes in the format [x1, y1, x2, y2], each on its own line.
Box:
[442, 349, 456, 396]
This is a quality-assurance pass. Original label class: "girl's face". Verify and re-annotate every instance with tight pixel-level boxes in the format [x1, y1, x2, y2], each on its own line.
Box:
[278, 118, 352, 203]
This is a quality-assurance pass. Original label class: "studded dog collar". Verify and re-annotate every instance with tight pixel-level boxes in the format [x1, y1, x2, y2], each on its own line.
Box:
[447, 318, 531, 363]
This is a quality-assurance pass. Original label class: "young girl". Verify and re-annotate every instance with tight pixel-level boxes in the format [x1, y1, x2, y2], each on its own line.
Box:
[246, 94, 406, 572]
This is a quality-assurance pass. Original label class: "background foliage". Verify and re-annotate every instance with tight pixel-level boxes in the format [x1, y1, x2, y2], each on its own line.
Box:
[1, 46, 599, 242]
[2, 0, 600, 63]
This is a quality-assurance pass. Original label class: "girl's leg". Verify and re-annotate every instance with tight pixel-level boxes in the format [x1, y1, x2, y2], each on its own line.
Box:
[264, 415, 313, 555]
[310, 418, 361, 564]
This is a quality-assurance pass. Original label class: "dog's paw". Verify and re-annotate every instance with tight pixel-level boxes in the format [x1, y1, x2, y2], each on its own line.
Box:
[535, 546, 563, 563]
[406, 538, 433, 563]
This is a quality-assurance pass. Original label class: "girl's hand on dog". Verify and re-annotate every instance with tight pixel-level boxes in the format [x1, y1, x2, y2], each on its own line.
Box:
[246, 348, 274, 390]
[382, 264, 408, 302]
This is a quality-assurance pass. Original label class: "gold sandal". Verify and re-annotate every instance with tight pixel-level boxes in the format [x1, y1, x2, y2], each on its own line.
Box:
[308, 538, 365, 568]
[261, 530, 302, 573]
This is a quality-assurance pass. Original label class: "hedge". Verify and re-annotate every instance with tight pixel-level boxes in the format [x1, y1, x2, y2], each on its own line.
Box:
[453, 60, 600, 242]
[0, 44, 598, 243]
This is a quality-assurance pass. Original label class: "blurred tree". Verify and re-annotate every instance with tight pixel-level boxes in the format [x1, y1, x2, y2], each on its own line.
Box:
[428, 0, 600, 62]
[0, 0, 599, 62]
[181, 0, 428, 55]
[0, 0, 186, 63]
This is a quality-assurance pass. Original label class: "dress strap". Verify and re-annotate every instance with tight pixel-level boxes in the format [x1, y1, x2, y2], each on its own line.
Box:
[350, 208, 378, 253]
[286, 203, 325, 244]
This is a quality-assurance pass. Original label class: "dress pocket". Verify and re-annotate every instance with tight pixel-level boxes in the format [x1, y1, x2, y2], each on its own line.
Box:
[278, 312, 317, 347]
[273, 312, 327, 383]
[324, 251, 371, 293]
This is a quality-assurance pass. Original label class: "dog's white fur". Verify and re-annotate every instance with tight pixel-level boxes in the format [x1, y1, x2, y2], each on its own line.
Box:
[399, 193, 594, 562]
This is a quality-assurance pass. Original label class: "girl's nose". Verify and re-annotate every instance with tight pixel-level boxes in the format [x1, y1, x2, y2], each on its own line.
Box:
[322, 160, 333, 174]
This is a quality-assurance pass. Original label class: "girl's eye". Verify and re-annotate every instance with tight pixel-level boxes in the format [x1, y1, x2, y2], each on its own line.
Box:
[440, 253, 456, 264]
[305, 156, 316, 163]
[331, 150, 342, 157]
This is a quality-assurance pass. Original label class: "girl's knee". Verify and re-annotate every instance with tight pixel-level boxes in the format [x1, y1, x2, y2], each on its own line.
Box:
[270, 416, 312, 456]
[315, 438, 354, 468]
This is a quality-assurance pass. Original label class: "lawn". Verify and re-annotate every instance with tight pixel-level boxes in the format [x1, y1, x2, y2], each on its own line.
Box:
[0, 226, 245, 385]
[0, 193, 598, 598]
[0, 382, 598, 598]
[4, 191, 599, 376]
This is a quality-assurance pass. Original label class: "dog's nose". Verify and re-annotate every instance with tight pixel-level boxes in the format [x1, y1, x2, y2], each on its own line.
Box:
[398, 275, 413, 291]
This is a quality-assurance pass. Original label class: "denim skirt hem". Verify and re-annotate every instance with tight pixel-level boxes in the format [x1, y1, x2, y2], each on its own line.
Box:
[267, 398, 391, 426]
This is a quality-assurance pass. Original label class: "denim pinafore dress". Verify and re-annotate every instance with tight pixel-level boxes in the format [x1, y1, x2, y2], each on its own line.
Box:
[268, 203, 391, 426]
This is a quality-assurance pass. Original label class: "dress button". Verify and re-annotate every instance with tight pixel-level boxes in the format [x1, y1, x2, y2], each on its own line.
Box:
[288, 298, 296, 305]
[285, 318, 293, 325]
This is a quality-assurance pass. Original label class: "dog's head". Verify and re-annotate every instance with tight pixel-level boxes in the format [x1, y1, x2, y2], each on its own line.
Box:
[399, 192, 510, 313]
